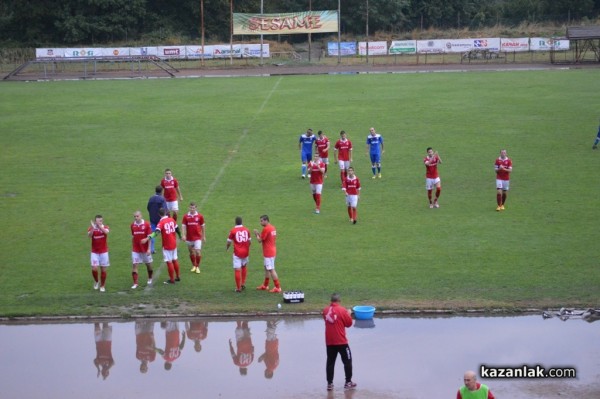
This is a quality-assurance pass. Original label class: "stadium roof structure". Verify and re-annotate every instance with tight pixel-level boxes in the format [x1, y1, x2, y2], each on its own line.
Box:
[566, 26, 600, 62]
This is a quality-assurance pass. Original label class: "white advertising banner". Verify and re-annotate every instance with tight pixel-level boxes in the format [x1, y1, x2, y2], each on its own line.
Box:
[158, 46, 186, 59]
[64, 48, 103, 58]
[212, 44, 242, 58]
[444, 38, 500, 53]
[242, 43, 270, 58]
[530, 38, 570, 51]
[389, 40, 417, 54]
[129, 47, 159, 57]
[358, 41, 388, 56]
[36, 48, 64, 58]
[416, 40, 446, 54]
[500, 38, 530, 52]
[185, 45, 214, 59]
[101, 48, 131, 57]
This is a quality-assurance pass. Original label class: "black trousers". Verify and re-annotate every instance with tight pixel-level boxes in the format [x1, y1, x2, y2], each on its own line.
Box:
[326, 344, 352, 384]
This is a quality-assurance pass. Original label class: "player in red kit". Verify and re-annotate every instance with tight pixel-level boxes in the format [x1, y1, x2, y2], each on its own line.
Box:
[130, 211, 154, 289]
[181, 202, 205, 274]
[424, 147, 442, 208]
[494, 149, 512, 211]
[142, 208, 181, 284]
[342, 167, 361, 224]
[226, 216, 251, 292]
[88, 214, 110, 292]
[315, 130, 330, 177]
[160, 168, 183, 221]
[254, 215, 282, 293]
[334, 130, 353, 184]
[229, 320, 255, 376]
[307, 152, 326, 214]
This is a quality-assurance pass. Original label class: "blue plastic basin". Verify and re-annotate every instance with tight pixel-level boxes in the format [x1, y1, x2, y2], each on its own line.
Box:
[353, 305, 376, 320]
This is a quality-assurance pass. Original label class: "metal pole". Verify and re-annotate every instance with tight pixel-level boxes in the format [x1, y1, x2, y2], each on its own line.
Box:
[260, 0, 264, 66]
[337, 0, 341, 64]
[201, 0, 205, 67]
[308, 0, 312, 63]
[230, 0, 233, 65]
[366, 0, 369, 64]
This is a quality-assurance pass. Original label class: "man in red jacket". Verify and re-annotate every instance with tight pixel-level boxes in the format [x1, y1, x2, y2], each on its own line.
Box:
[322, 293, 357, 392]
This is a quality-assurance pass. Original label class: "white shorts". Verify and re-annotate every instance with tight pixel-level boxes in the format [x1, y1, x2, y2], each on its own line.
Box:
[186, 240, 202, 250]
[91, 252, 110, 267]
[132, 251, 153, 265]
[426, 177, 441, 190]
[496, 179, 510, 191]
[94, 325, 112, 342]
[319, 157, 329, 165]
[345, 194, 359, 208]
[310, 183, 323, 194]
[166, 201, 179, 212]
[338, 160, 351, 170]
[162, 248, 178, 262]
[233, 255, 249, 269]
[263, 257, 276, 271]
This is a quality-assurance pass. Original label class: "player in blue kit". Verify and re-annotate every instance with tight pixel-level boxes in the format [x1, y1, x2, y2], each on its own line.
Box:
[366, 127, 384, 178]
[299, 128, 316, 178]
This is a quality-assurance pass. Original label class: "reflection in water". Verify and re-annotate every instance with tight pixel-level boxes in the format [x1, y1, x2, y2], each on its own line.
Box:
[229, 320, 254, 376]
[186, 320, 208, 353]
[258, 320, 280, 379]
[135, 320, 156, 374]
[93, 322, 115, 380]
[0, 315, 598, 399]
[156, 321, 185, 371]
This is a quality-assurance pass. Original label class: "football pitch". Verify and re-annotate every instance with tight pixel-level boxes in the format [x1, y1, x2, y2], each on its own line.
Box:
[0, 69, 599, 317]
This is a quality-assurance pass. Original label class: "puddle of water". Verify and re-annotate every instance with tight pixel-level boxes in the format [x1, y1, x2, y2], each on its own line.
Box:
[0, 315, 598, 399]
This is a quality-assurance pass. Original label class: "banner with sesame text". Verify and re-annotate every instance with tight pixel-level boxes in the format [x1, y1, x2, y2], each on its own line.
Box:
[233, 11, 338, 35]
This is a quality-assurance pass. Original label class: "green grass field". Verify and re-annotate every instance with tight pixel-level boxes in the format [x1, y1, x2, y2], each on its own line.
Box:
[1, 69, 599, 318]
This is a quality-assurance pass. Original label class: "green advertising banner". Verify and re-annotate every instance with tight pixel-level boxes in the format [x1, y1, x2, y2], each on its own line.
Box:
[233, 11, 338, 35]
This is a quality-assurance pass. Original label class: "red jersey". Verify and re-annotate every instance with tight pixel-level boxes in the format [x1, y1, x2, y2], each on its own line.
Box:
[156, 216, 178, 250]
[136, 330, 156, 363]
[232, 336, 254, 368]
[323, 302, 353, 345]
[182, 212, 205, 241]
[308, 160, 325, 184]
[131, 220, 152, 253]
[315, 137, 330, 158]
[495, 157, 512, 181]
[163, 329, 182, 363]
[260, 224, 277, 257]
[424, 155, 441, 178]
[160, 177, 179, 202]
[334, 139, 352, 161]
[343, 176, 361, 195]
[263, 339, 279, 374]
[228, 225, 251, 258]
[88, 225, 109, 254]
[186, 321, 208, 341]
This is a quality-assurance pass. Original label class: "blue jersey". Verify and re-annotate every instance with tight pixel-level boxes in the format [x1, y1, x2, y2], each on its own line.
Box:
[299, 134, 316, 153]
[366, 134, 383, 154]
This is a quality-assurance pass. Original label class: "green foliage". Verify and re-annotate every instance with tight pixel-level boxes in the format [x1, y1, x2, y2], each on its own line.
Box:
[0, 70, 599, 317]
[1, 0, 600, 46]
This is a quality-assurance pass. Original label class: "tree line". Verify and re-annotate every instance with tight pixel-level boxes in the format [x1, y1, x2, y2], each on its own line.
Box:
[1, 0, 599, 46]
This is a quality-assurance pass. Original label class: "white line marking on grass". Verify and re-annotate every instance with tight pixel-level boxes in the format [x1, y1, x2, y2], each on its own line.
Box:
[198, 76, 283, 208]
